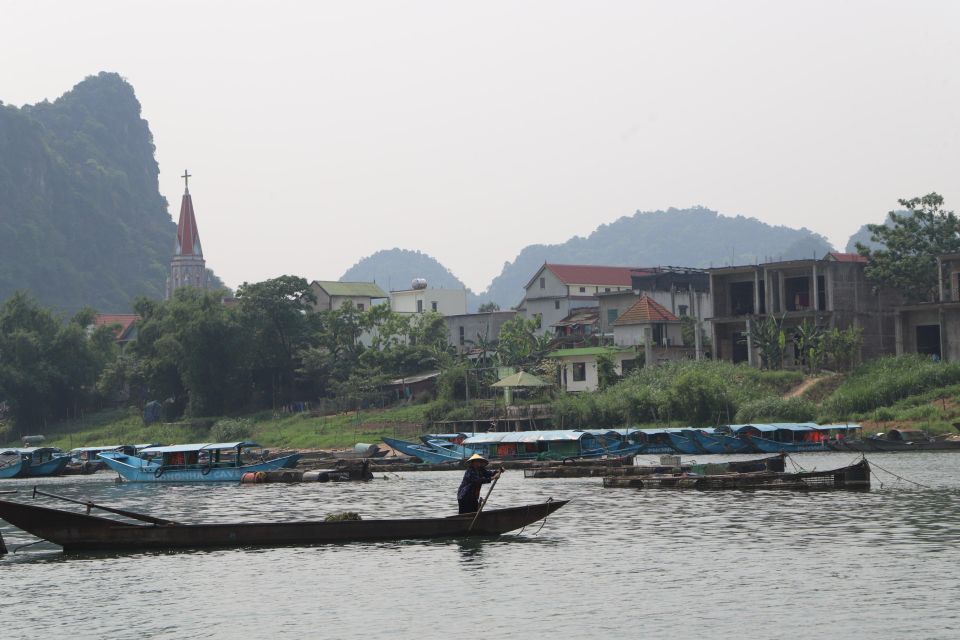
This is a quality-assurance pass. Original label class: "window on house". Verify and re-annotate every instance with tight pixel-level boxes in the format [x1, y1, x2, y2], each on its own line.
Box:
[539, 277, 545, 289]
[678, 305, 688, 317]
[607, 309, 619, 325]
[358, 303, 365, 311]
[604, 288, 611, 292]
[554, 299, 560, 310]
[431, 301, 438, 312]
[459, 326, 465, 346]
[535, 314, 542, 329]
[417, 300, 423, 313]
[573, 362, 586, 382]
[579, 287, 586, 293]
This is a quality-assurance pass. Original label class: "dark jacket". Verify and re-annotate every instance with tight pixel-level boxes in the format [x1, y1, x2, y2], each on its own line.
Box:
[457, 466, 496, 502]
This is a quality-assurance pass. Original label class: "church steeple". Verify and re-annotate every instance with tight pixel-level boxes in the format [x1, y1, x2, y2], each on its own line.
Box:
[166, 170, 209, 299]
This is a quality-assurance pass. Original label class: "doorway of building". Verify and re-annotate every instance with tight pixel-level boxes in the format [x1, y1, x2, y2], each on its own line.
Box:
[732, 332, 749, 363]
[916, 324, 941, 359]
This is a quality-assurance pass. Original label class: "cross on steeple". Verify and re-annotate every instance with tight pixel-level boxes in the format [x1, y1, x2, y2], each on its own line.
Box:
[182, 169, 192, 194]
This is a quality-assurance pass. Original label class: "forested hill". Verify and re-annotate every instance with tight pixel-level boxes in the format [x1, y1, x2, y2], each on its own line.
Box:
[482, 207, 833, 308]
[0, 72, 179, 313]
[340, 248, 479, 307]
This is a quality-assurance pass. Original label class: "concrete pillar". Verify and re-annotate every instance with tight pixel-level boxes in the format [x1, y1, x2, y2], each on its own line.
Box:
[779, 271, 786, 313]
[643, 327, 653, 368]
[763, 267, 771, 314]
[692, 285, 703, 361]
[894, 311, 903, 356]
[753, 269, 760, 315]
[746, 317, 755, 367]
[812, 262, 819, 311]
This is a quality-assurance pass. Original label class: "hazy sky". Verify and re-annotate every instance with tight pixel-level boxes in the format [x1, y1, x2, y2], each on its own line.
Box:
[3, 1, 958, 292]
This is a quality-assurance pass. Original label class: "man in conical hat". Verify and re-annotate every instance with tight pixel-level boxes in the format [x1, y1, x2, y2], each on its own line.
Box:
[457, 453, 502, 514]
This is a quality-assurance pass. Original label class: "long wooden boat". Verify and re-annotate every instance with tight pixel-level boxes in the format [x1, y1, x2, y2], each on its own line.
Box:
[0, 452, 30, 479]
[381, 437, 475, 464]
[0, 448, 72, 477]
[602, 457, 870, 491]
[98, 441, 301, 483]
[686, 429, 754, 454]
[0, 493, 568, 553]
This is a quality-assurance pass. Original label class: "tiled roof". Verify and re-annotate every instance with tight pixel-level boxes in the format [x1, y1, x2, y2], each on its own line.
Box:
[825, 252, 867, 263]
[544, 264, 648, 286]
[313, 281, 389, 298]
[175, 193, 203, 257]
[93, 314, 138, 339]
[613, 295, 680, 325]
[553, 307, 599, 327]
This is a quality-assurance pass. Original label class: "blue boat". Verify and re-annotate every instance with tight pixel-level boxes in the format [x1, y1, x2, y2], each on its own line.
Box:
[98, 441, 301, 482]
[0, 451, 31, 479]
[687, 428, 754, 454]
[664, 431, 703, 455]
[1, 448, 72, 477]
[730, 423, 863, 453]
[381, 437, 478, 464]
[461, 430, 638, 461]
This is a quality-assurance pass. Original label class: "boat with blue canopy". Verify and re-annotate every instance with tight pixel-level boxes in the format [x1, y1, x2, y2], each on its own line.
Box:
[98, 442, 301, 482]
[733, 423, 863, 453]
[381, 437, 480, 464]
[0, 451, 31, 479]
[461, 429, 638, 461]
[686, 427, 755, 454]
[0, 448, 71, 477]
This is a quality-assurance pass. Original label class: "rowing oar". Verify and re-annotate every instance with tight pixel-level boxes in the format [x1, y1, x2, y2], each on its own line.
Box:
[32, 487, 180, 526]
[468, 470, 502, 533]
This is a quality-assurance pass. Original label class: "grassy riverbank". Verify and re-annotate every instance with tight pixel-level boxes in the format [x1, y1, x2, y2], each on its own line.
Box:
[5, 355, 959, 449]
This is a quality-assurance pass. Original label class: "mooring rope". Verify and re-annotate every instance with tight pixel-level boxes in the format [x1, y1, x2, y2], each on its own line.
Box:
[532, 497, 555, 536]
[867, 458, 932, 489]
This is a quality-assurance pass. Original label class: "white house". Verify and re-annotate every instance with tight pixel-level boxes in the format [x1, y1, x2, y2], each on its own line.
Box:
[309, 281, 389, 312]
[391, 287, 468, 316]
[547, 347, 638, 392]
[520, 264, 639, 335]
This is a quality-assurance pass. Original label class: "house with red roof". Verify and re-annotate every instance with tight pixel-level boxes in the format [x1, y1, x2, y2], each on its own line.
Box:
[520, 264, 643, 335]
[91, 314, 139, 346]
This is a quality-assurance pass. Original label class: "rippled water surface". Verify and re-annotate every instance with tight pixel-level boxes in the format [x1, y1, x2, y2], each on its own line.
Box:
[2, 453, 960, 640]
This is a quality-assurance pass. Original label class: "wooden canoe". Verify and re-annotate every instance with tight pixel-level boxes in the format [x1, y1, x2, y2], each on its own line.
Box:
[0, 496, 568, 553]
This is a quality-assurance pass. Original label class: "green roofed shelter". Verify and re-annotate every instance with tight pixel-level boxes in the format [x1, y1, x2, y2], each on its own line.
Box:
[491, 371, 550, 388]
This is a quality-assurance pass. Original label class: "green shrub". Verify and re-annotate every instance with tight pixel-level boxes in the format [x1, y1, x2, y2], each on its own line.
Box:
[734, 397, 816, 423]
[823, 355, 960, 418]
[209, 418, 253, 442]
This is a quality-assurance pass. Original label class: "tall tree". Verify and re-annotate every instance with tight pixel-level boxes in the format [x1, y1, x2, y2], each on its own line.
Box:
[857, 193, 960, 302]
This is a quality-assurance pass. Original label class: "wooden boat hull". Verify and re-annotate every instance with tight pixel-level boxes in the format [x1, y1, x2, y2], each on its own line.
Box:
[98, 452, 302, 482]
[745, 435, 830, 453]
[0, 456, 29, 479]
[603, 458, 870, 491]
[381, 437, 469, 464]
[0, 498, 568, 552]
[665, 433, 703, 455]
[24, 455, 72, 477]
[688, 431, 754, 454]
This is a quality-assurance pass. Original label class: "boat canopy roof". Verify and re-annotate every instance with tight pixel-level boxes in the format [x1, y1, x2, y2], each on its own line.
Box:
[140, 441, 260, 454]
[731, 423, 861, 434]
[69, 445, 127, 453]
[463, 430, 587, 445]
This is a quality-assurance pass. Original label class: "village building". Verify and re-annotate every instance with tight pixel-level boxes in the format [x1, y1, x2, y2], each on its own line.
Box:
[390, 281, 467, 316]
[165, 171, 208, 299]
[519, 264, 639, 335]
[706, 252, 899, 367]
[445, 310, 517, 355]
[547, 346, 638, 392]
[894, 253, 960, 361]
[90, 313, 139, 347]
[611, 295, 696, 364]
[308, 281, 388, 312]
[552, 307, 600, 346]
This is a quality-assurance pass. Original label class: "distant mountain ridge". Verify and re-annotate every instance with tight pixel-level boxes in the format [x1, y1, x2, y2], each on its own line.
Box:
[0, 72, 184, 313]
[344, 207, 836, 310]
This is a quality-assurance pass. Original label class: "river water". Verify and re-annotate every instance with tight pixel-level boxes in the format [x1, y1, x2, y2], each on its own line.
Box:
[2, 452, 959, 640]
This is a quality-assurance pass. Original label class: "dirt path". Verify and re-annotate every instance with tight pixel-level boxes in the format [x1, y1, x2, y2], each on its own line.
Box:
[784, 376, 829, 398]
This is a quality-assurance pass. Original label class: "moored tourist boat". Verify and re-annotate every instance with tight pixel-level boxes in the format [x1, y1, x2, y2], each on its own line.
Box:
[688, 427, 755, 454]
[525, 453, 786, 478]
[0, 448, 72, 478]
[0, 491, 568, 553]
[734, 423, 862, 453]
[461, 430, 640, 461]
[98, 442, 301, 482]
[602, 456, 871, 491]
[0, 451, 31, 479]
[381, 437, 478, 464]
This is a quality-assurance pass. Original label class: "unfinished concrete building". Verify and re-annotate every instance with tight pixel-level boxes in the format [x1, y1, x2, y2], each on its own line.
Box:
[895, 253, 960, 361]
[706, 252, 899, 367]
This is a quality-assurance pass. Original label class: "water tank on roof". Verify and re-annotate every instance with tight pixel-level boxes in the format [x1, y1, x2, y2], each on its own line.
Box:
[411, 278, 428, 290]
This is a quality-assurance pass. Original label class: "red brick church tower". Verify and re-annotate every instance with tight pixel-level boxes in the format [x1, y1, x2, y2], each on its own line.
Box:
[165, 170, 208, 299]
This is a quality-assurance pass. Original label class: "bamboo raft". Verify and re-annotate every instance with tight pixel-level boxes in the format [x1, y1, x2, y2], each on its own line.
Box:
[525, 454, 786, 479]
